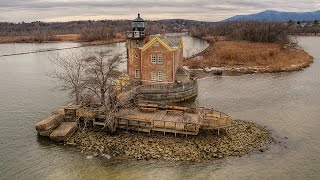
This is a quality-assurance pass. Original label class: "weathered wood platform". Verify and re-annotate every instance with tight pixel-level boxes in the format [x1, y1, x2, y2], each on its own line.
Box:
[114, 106, 231, 136]
[35, 102, 232, 140]
[50, 122, 78, 142]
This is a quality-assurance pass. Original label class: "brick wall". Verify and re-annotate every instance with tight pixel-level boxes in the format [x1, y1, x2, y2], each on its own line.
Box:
[127, 40, 142, 80]
[141, 43, 174, 84]
[127, 37, 184, 85]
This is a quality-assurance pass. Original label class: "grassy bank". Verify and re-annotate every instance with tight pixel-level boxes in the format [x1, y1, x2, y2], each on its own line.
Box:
[184, 37, 313, 77]
[65, 120, 272, 162]
[0, 34, 126, 44]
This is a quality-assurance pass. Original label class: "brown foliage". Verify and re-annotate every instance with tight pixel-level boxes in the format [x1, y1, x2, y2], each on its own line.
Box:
[190, 21, 293, 45]
[80, 26, 116, 42]
[54, 34, 80, 42]
[184, 40, 313, 71]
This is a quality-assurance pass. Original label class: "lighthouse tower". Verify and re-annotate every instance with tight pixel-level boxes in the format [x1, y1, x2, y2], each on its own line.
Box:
[126, 14, 146, 83]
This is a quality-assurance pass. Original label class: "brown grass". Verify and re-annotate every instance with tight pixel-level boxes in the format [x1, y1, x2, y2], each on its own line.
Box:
[0, 33, 125, 44]
[185, 39, 313, 73]
[0, 35, 36, 43]
[0, 34, 77, 43]
[54, 34, 80, 42]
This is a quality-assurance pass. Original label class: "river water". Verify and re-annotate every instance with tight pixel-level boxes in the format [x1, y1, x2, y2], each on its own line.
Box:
[0, 36, 319, 179]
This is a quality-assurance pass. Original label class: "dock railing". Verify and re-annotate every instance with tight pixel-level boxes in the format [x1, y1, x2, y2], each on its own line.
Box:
[140, 79, 197, 94]
[153, 119, 200, 135]
[199, 108, 232, 129]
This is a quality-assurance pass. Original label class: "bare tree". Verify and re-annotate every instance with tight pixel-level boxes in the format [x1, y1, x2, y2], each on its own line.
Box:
[84, 50, 123, 110]
[81, 50, 123, 132]
[48, 50, 87, 104]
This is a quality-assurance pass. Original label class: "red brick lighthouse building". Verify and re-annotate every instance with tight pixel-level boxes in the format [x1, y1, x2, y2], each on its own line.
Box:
[126, 14, 197, 102]
[126, 14, 189, 85]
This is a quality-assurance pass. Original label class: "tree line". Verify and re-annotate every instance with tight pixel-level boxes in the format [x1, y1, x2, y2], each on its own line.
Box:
[0, 19, 209, 42]
[189, 20, 320, 44]
[1, 19, 319, 43]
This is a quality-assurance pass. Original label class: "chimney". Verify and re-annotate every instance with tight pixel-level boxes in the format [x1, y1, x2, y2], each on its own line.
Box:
[160, 26, 166, 36]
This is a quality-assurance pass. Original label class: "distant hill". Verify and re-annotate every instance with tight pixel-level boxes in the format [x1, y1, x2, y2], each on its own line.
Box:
[223, 10, 320, 22]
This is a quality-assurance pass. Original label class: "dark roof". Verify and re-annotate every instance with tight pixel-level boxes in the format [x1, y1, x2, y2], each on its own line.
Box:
[161, 36, 180, 48]
[133, 13, 145, 22]
[150, 35, 181, 48]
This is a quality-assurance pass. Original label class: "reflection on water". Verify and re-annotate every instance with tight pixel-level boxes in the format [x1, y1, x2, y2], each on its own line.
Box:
[0, 37, 319, 179]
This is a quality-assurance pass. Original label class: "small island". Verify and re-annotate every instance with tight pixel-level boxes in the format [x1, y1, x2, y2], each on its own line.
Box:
[185, 21, 313, 77]
[67, 120, 272, 161]
[34, 14, 273, 162]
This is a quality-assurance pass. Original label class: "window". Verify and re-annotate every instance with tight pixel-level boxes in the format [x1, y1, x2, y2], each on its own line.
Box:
[151, 72, 156, 81]
[135, 69, 140, 78]
[158, 71, 163, 81]
[158, 53, 163, 64]
[151, 54, 156, 64]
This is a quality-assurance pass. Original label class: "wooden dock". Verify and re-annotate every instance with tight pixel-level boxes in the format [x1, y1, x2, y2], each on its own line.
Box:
[115, 108, 200, 135]
[112, 105, 232, 136]
[35, 102, 232, 140]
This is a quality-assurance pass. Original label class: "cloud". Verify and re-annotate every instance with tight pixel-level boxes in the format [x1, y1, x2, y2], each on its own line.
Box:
[0, 0, 319, 22]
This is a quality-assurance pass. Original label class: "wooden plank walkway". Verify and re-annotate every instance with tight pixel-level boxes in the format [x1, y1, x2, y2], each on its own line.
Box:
[52, 103, 232, 137]
[114, 107, 230, 136]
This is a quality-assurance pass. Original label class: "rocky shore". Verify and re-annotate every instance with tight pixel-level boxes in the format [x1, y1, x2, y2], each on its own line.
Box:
[186, 60, 313, 78]
[65, 120, 273, 162]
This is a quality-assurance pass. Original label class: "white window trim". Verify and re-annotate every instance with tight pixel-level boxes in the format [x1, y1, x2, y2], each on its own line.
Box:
[151, 54, 156, 64]
[135, 69, 140, 78]
[151, 72, 156, 81]
[158, 71, 163, 81]
[158, 53, 163, 64]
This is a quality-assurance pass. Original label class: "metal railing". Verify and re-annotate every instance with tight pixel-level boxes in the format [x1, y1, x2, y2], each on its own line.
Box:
[126, 31, 145, 38]
[139, 80, 198, 94]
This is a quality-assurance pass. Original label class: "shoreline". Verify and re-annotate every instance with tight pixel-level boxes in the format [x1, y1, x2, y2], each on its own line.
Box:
[185, 61, 313, 78]
[185, 36, 314, 77]
[65, 120, 273, 162]
[0, 38, 126, 57]
[0, 34, 126, 45]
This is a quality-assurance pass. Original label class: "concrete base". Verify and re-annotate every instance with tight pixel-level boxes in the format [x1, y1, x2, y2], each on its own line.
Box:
[50, 122, 78, 142]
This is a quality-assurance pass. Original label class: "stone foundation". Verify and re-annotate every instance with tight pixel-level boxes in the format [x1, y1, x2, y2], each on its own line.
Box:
[138, 80, 198, 103]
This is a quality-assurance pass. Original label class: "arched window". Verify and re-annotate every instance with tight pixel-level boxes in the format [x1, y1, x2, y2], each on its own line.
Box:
[158, 71, 163, 81]
[158, 54, 163, 64]
[151, 72, 156, 81]
[135, 69, 140, 78]
[151, 54, 156, 64]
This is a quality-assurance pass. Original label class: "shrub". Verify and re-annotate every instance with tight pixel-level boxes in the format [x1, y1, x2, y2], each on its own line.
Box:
[190, 21, 293, 45]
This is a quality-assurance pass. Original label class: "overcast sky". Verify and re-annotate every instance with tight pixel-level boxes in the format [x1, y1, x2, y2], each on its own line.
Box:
[0, 0, 319, 22]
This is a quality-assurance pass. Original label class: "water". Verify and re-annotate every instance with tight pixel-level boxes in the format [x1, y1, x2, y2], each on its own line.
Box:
[0, 36, 319, 179]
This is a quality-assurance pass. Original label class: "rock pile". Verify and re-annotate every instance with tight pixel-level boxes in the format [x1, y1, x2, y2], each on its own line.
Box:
[66, 120, 272, 162]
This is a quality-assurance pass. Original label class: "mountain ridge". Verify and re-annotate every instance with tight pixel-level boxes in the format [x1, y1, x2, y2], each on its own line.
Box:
[223, 10, 320, 22]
